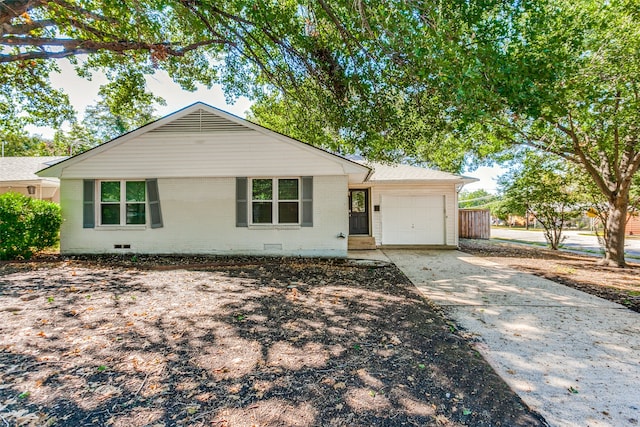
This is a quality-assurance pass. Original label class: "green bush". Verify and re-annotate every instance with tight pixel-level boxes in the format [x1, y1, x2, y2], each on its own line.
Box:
[0, 192, 62, 260]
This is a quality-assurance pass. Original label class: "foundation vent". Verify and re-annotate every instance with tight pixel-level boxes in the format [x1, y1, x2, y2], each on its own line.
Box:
[264, 244, 283, 251]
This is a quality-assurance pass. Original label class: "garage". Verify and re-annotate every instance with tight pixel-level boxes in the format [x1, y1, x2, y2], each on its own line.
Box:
[381, 195, 446, 245]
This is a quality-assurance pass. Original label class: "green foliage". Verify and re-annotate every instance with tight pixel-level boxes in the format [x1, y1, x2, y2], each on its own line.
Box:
[249, 0, 640, 264]
[0, 192, 62, 260]
[0, 132, 54, 156]
[2, 0, 495, 170]
[83, 93, 162, 142]
[2, 0, 638, 264]
[0, 0, 216, 134]
[51, 123, 98, 156]
[0, 60, 75, 134]
[498, 152, 582, 250]
[459, 189, 497, 209]
[486, 199, 511, 223]
[47, 90, 162, 153]
[473, 0, 640, 265]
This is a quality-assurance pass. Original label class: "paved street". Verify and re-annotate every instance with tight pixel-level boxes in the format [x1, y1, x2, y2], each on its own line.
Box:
[490, 228, 640, 259]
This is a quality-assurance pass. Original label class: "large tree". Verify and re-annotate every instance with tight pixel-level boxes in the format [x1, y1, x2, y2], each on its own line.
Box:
[250, 1, 640, 266]
[475, 0, 640, 266]
[1, 0, 219, 132]
[3, 1, 639, 266]
[0, 0, 385, 132]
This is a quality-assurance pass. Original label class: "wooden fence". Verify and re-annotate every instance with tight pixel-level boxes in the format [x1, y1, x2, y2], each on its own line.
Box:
[459, 209, 491, 239]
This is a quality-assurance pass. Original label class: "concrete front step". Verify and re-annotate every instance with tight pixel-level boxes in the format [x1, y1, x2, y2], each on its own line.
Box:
[348, 235, 376, 250]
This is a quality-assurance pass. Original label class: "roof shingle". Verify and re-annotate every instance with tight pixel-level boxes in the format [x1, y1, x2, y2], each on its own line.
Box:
[0, 157, 66, 182]
[355, 161, 477, 183]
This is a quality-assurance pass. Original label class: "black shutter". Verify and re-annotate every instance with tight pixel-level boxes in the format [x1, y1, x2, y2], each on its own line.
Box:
[301, 176, 313, 227]
[146, 179, 163, 228]
[236, 177, 248, 227]
[83, 179, 95, 228]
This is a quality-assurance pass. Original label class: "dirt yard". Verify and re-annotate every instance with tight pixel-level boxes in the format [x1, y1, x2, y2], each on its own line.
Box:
[0, 256, 544, 427]
[459, 239, 640, 313]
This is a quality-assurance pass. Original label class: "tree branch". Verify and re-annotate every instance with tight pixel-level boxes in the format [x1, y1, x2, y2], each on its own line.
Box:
[612, 90, 621, 183]
[0, 38, 228, 62]
[541, 115, 614, 198]
[0, 19, 56, 35]
[0, 0, 44, 26]
[46, 0, 118, 24]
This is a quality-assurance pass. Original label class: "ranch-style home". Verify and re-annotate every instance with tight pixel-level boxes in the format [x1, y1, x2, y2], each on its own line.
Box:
[38, 102, 475, 257]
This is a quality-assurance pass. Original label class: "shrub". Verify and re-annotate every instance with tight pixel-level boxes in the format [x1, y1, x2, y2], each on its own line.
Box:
[0, 192, 62, 260]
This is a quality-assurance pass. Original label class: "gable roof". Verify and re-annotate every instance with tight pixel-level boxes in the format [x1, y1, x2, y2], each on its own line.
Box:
[356, 161, 478, 184]
[0, 156, 66, 182]
[38, 102, 370, 182]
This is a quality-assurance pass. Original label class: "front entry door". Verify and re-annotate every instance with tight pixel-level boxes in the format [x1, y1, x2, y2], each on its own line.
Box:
[349, 189, 369, 235]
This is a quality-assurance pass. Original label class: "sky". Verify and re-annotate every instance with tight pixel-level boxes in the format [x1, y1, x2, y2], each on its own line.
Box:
[27, 60, 503, 193]
[461, 165, 503, 193]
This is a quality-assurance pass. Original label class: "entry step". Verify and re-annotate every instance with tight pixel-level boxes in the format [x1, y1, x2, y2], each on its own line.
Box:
[348, 236, 376, 250]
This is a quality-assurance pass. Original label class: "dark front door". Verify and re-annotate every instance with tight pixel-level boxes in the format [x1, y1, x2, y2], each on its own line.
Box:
[349, 189, 369, 235]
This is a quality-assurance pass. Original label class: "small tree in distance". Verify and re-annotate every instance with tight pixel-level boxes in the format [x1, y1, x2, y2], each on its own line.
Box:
[498, 152, 582, 250]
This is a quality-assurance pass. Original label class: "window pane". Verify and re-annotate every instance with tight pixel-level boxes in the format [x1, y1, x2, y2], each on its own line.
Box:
[101, 204, 120, 225]
[101, 181, 120, 202]
[252, 202, 273, 223]
[126, 181, 145, 202]
[278, 179, 298, 200]
[126, 203, 146, 225]
[252, 179, 272, 200]
[351, 191, 366, 213]
[279, 202, 299, 223]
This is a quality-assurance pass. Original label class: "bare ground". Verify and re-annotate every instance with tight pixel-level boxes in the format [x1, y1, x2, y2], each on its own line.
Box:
[459, 239, 640, 313]
[0, 256, 545, 427]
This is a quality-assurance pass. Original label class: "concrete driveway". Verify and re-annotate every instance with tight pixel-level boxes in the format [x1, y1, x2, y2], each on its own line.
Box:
[382, 249, 640, 427]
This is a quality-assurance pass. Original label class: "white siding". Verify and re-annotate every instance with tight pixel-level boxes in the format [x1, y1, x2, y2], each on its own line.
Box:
[370, 184, 459, 247]
[57, 132, 354, 179]
[60, 176, 349, 257]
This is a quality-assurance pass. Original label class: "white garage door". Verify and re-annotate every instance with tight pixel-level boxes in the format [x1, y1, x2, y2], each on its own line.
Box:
[381, 195, 445, 245]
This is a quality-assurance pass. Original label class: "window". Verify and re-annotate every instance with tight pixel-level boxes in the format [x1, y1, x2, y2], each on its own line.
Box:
[99, 181, 146, 225]
[251, 178, 300, 224]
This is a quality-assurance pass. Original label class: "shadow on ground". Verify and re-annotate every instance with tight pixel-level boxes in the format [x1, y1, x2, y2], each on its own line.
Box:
[385, 247, 640, 427]
[0, 257, 546, 426]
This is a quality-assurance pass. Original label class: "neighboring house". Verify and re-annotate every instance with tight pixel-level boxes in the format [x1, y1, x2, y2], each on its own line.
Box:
[38, 102, 475, 257]
[626, 214, 640, 236]
[0, 156, 66, 202]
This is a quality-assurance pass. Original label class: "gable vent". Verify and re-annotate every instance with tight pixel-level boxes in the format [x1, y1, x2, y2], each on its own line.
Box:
[151, 109, 249, 133]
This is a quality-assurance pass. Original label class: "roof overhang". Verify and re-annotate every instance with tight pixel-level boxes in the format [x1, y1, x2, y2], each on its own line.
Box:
[0, 178, 59, 186]
[368, 177, 479, 185]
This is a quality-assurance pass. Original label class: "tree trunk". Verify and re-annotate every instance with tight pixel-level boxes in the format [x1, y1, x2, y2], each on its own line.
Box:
[602, 197, 628, 267]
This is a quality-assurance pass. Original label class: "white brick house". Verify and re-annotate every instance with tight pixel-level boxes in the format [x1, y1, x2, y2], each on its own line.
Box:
[38, 102, 475, 257]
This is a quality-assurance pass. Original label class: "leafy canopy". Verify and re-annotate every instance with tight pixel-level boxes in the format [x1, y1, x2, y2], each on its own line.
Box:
[2, 0, 639, 265]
